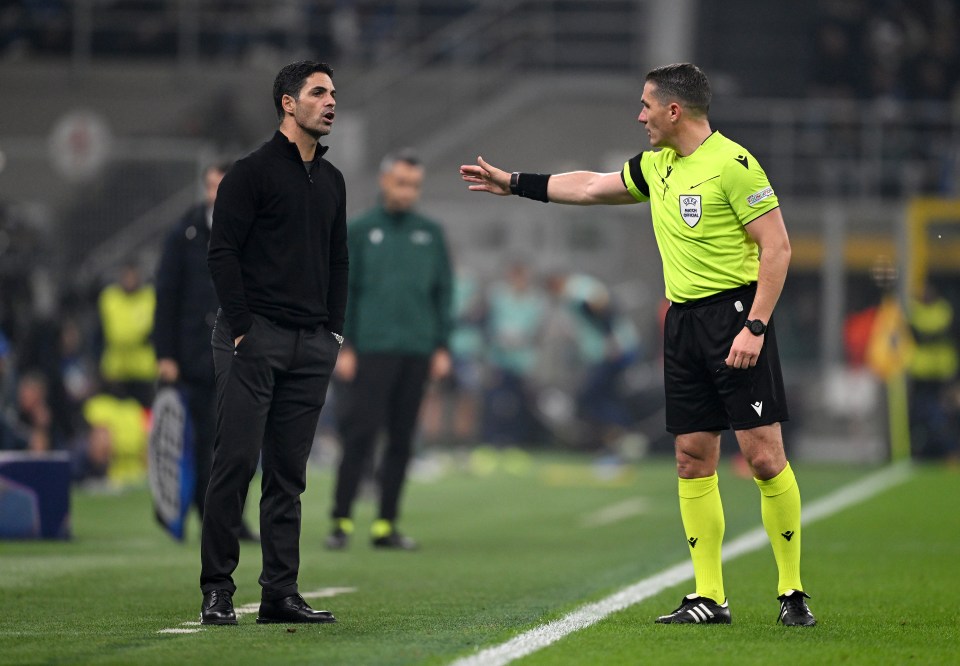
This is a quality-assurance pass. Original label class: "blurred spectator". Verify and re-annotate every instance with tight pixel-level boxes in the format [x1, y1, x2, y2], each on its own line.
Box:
[906, 281, 959, 459]
[0, 370, 52, 452]
[420, 265, 486, 446]
[95, 261, 157, 407]
[481, 261, 547, 446]
[810, 0, 960, 103]
[445, 266, 487, 442]
[552, 272, 642, 450]
[81, 389, 149, 488]
[16, 313, 83, 449]
[58, 315, 97, 425]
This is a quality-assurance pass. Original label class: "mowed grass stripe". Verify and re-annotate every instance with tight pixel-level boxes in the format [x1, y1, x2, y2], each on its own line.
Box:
[448, 461, 914, 666]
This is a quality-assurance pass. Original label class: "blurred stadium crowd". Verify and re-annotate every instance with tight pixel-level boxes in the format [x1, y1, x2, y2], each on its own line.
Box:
[1, 0, 959, 491]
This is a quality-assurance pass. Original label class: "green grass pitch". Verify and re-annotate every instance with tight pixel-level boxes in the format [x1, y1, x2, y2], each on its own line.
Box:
[1, 453, 957, 665]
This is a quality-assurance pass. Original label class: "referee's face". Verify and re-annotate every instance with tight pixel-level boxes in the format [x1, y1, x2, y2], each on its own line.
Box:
[638, 81, 671, 149]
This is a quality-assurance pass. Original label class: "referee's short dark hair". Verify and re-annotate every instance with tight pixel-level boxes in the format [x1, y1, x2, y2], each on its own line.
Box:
[645, 63, 711, 116]
[273, 60, 335, 122]
[379, 148, 422, 174]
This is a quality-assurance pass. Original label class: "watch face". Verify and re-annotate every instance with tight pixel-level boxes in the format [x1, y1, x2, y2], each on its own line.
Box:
[748, 320, 765, 334]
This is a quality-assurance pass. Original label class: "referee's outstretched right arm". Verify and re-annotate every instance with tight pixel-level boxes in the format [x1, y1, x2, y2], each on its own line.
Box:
[459, 156, 637, 206]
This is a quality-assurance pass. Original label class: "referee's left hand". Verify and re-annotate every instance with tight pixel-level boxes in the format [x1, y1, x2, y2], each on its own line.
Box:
[724, 328, 764, 369]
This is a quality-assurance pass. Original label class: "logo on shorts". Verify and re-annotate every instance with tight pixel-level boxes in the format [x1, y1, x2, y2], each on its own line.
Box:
[679, 195, 702, 227]
[751, 401, 763, 417]
[369, 228, 384, 244]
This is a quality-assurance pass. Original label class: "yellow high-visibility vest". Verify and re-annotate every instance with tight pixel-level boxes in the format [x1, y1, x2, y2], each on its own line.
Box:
[98, 284, 157, 382]
[907, 296, 958, 381]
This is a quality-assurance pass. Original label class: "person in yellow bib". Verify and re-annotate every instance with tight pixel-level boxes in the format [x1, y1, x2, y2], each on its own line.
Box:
[97, 261, 157, 407]
[460, 63, 815, 627]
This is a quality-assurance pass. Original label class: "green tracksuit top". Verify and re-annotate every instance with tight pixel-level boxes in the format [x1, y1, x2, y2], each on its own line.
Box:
[343, 205, 453, 355]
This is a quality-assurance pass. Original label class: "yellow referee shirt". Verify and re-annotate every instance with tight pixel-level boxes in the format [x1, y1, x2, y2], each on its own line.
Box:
[620, 131, 780, 303]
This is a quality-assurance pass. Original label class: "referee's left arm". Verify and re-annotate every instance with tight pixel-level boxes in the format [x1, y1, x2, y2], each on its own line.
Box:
[743, 207, 791, 324]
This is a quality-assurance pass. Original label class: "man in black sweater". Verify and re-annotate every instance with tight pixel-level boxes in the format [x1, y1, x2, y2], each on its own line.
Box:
[200, 61, 348, 626]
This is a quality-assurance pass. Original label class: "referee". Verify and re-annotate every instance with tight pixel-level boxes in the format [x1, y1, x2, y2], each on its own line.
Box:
[460, 63, 816, 627]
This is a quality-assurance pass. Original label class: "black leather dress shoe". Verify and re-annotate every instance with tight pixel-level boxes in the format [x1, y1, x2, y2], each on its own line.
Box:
[256, 594, 337, 624]
[200, 589, 237, 625]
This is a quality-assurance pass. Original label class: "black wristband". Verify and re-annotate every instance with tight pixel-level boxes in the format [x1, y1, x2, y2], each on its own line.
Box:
[514, 172, 551, 202]
[509, 171, 519, 195]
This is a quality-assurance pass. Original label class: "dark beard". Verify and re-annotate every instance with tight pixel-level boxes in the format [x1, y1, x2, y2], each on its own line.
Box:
[299, 121, 328, 139]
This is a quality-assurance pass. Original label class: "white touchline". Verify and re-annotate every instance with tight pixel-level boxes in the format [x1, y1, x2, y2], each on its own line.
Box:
[580, 498, 649, 528]
[450, 461, 913, 666]
[156, 587, 356, 635]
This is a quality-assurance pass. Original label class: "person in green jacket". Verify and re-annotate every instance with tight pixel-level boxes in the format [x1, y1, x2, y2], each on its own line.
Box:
[327, 148, 453, 550]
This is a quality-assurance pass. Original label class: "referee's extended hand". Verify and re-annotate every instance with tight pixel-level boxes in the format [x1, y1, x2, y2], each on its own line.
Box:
[460, 156, 511, 196]
[724, 328, 764, 370]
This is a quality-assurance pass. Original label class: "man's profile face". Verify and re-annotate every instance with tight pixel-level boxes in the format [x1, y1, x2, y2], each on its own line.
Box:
[638, 81, 672, 149]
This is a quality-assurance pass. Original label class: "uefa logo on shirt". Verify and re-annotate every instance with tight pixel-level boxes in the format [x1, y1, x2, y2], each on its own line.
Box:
[679, 195, 702, 227]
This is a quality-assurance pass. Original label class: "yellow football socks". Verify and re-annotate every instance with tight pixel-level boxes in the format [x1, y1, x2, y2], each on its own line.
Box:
[678, 473, 725, 603]
[755, 462, 804, 596]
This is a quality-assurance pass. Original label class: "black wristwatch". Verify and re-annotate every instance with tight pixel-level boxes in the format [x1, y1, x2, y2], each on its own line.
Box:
[744, 319, 767, 336]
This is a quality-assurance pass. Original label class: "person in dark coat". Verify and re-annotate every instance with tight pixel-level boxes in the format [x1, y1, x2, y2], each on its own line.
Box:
[153, 162, 257, 541]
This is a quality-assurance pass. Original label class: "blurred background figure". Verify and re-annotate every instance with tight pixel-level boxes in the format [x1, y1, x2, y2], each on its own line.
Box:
[481, 260, 547, 447]
[95, 261, 157, 408]
[563, 273, 642, 451]
[81, 388, 148, 488]
[906, 281, 959, 460]
[0, 370, 53, 452]
[328, 148, 452, 551]
[153, 161, 257, 541]
[420, 263, 486, 447]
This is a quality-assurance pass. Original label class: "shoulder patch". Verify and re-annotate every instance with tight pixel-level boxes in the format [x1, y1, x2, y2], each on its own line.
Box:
[746, 187, 774, 206]
[735, 155, 749, 169]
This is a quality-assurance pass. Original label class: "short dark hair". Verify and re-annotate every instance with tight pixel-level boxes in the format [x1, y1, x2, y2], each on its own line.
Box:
[645, 63, 711, 116]
[379, 147, 422, 174]
[273, 60, 335, 122]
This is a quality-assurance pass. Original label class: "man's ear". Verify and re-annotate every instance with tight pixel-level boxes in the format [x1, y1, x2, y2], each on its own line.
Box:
[281, 94, 297, 115]
[669, 102, 682, 122]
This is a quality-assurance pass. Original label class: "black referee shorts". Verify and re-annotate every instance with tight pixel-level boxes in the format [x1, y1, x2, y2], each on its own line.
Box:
[663, 283, 789, 435]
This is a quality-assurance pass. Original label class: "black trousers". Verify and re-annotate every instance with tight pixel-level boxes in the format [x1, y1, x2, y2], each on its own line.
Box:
[201, 313, 339, 600]
[181, 382, 216, 519]
[332, 353, 431, 523]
